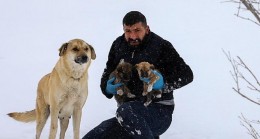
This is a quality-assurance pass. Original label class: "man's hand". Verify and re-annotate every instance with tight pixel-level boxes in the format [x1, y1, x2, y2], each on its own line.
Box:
[140, 70, 164, 90]
[105, 77, 123, 95]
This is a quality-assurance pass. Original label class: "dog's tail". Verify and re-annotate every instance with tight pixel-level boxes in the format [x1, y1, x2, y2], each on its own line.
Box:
[7, 109, 36, 123]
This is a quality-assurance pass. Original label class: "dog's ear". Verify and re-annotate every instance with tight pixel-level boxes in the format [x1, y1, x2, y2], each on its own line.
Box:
[150, 64, 155, 70]
[135, 64, 139, 69]
[59, 43, 68, 56]
[89, 45, 96, 60]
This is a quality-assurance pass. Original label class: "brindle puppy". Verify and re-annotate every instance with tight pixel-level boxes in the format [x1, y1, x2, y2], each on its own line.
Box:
[110, 59, 135, 106]
[135, 62, 162, 106]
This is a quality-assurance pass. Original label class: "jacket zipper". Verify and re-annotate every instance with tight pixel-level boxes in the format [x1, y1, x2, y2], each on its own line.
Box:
[131, 50, 135, 58]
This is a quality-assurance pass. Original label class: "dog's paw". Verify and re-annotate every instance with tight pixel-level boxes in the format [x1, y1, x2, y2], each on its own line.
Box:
[142, 92, 148, 96]
[144, 101, 152, 107]
[156, 94, 162, 98]
[127, 93, 136, 98]
[147, 85, 153, 92]
[117, 90, 124, 96]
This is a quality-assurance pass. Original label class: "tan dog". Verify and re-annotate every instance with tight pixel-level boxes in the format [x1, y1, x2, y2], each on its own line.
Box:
[135, 62, 162, 106]
[7, 39, 96, 139]
[110, 59, 135, 106]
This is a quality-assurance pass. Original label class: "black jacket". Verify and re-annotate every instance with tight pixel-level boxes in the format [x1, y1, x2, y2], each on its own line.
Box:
[100, 32, 193, 103]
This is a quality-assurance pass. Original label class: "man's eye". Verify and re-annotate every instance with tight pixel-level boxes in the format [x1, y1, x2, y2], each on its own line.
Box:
[134, 29, 140, 32]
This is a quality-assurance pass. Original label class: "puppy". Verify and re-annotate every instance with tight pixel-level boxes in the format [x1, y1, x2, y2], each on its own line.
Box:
[7, 39, 96, 139]
[135, 62, 162, 106]
[110, 59, 135, 106]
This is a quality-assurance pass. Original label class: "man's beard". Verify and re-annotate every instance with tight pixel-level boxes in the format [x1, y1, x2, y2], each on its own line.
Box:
[127, 38, 142, 47]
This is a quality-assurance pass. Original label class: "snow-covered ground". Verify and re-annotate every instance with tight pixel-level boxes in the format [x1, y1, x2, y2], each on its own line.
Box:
[1, 0, 260, 138]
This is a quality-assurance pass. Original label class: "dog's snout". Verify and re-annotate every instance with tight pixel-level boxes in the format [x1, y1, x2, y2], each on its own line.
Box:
[75, 55, 88, 64]
[140, 70, 148, 78]
[81, 55, 88, 62]
[123, 73, 131, 81]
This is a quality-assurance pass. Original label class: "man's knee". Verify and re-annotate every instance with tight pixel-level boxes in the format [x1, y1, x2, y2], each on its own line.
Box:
[116, 101, 143, 116]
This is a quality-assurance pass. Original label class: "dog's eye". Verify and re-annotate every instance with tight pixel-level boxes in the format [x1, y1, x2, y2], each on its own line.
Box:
[84, 47, 89, 51]
[73, 48, 79, 52]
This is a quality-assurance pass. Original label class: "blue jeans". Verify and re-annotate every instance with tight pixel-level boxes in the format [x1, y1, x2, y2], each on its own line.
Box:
[82, 101, 174, 139]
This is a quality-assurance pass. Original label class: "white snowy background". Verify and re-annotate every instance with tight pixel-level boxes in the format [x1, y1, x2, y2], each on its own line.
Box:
[1, 0, 260, 139]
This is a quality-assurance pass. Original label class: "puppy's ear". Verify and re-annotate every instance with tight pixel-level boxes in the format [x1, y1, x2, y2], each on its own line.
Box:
[150, 64, 155, 70]
[59, 43, 68, 56]
[89, 45, 96, 60]
[135, 64, 139, 69]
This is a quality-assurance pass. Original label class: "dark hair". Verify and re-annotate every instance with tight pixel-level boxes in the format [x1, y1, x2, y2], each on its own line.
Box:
[123, 11, 147, 26]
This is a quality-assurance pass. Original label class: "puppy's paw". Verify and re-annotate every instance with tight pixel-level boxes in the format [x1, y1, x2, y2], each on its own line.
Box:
[156, 94, 162, 98]
[117, 90, 124, 96]
[144, 101, 152, 107]
[127, 93, 136, 98]
[147, 85, 153, 92]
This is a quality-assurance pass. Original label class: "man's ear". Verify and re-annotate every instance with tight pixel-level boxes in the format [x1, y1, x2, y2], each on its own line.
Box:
[145, 25, 150, 34]
[59, 43, 68, 56]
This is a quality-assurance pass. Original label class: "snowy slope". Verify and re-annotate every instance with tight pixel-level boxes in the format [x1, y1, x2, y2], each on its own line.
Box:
[1, 0, 260, 139]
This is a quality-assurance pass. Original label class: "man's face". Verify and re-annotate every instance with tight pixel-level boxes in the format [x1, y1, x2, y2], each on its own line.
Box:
[123, 22, 149, 47]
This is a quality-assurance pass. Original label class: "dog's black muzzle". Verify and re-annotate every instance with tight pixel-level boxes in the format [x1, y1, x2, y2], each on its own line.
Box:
[140, 70, 148, 78]
[75, 55, 88, 65]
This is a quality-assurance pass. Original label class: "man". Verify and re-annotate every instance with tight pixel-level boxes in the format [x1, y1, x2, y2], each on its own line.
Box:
[82, 11, 193, 139]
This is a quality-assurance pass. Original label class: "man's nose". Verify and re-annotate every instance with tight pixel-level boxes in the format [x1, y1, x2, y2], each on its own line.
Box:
[129, 32, 137, 39]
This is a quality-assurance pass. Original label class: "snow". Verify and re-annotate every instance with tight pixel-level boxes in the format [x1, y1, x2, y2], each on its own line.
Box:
[1, 0, 260, 139]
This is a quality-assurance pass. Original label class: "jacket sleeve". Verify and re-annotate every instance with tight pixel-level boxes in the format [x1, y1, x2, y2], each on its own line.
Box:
[159, 40, 193, 93]
[100, 41, 119, 99]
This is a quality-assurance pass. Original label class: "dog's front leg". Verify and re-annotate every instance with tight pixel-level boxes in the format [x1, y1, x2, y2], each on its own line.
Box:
[147, 76, 159, 92]
[116, 86, 124, 96]
[59, 117, 69, 139]
[125, 86, 135, 98]
[115, 78, 124, 95]
[143, 83, 148, 96]
[49, 106, 60, 139]
[73, 106, 82, 139]
[144, 92, 152, 107]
